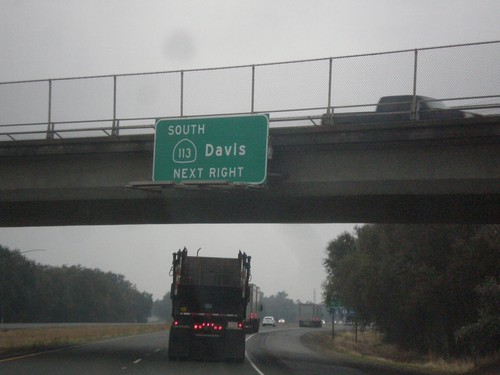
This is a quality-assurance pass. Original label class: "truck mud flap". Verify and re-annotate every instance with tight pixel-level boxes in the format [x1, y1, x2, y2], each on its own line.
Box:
[190, 335, 225, 361]
[224, 329, 245, 362]
[168, 326, 190, 359]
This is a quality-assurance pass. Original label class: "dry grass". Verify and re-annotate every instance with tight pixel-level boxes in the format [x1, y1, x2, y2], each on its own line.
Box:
[0, 324, 167, 355]
[302, 329, 499, 375]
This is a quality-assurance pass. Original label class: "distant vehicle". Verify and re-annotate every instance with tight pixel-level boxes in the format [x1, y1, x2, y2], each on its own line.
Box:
[244, 284, 263, 333]
[321, 95, 480, 126]
[168, 248, 251, 362]
[278, 318, 286, 323]
[299, 303, 323, 328]
[262, 316, 276, 327]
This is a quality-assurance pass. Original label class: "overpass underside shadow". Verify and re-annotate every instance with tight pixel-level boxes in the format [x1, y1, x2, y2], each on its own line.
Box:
[1, 193, 498, 226]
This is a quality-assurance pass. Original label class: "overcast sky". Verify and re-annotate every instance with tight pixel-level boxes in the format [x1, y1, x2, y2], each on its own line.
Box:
[1, 1, 499, 302]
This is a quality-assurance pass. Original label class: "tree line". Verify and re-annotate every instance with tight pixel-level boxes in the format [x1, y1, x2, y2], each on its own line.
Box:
[322, 224, 499, 358]
[0, 246, 152, 323]
[261, 291, 303, 323]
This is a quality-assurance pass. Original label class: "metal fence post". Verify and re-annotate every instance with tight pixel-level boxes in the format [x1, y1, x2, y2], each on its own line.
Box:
[180, 70, 184, 117]
[324, 58, 334, 126]
[112, 75, 118, 136]
[327, 58, 333, 113]
[411, 49, 418, 120]
[46, 79, 53, 139]
[251, 65, 256, 114]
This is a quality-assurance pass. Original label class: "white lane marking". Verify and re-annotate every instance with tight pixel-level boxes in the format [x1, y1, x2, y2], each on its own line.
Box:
[133, 358, 142, 364]
[245, 334, 265, 375]
[0, 332, 164, 364]
[0, 346, 67, 363]
[154, 348, 161, 352]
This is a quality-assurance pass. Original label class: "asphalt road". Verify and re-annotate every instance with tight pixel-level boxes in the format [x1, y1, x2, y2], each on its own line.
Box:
[247, 326, 368, 375]
[0, 326, 375, 374]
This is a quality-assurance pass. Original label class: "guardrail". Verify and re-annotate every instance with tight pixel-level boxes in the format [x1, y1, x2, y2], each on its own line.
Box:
[1, 41, 499, 141]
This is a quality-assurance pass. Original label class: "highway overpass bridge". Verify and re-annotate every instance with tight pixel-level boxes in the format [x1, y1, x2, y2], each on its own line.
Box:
[1, 116, 499, 226]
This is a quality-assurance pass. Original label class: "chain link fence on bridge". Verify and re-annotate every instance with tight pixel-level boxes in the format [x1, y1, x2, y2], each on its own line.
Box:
[0, 41, 499, 141]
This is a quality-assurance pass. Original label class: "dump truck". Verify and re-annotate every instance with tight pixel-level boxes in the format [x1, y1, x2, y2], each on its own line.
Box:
[244, 284, 263, 333]
[168, 248, 251, 362]
[298, 303, 323, 328]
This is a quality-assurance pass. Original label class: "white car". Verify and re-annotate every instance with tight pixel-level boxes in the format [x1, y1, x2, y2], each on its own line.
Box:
[262, 316, 276, 327]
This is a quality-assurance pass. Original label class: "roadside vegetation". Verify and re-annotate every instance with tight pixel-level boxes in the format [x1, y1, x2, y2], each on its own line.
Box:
[322, 224, 500, 373]
[303, 329, 499, 375]
[0, 324, 166, 357]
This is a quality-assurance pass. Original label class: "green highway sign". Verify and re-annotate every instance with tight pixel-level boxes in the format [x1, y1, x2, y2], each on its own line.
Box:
[331, 299, 343, 308]
[153, 115, 269, 184]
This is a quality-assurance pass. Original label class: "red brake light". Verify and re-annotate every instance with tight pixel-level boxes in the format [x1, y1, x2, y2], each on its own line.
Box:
[193, 322, 223, 331]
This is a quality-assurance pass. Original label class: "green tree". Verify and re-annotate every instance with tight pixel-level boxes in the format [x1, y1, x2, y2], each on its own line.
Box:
[262, 291, 298, 322]
[0, 246, 153, 323]
[0, 246, 37, 322]
[457, 278, 500, 358]
[322, 224, 500, 357]
[322, 231, 356, 308]
[152, 292, 172, 321]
